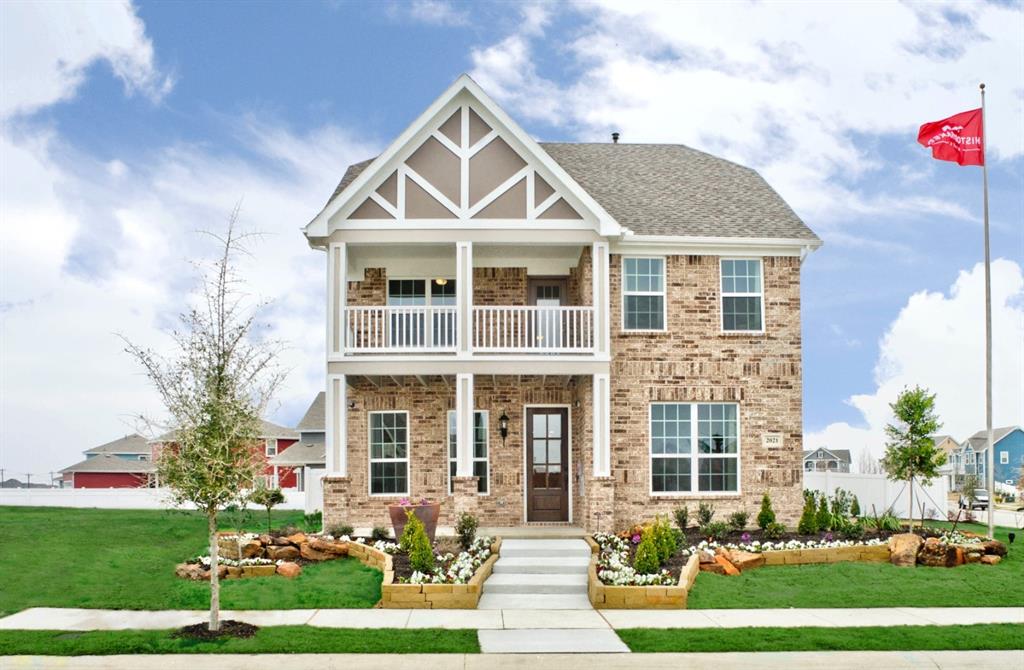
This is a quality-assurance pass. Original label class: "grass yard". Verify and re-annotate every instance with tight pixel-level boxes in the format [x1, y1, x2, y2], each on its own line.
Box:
[688, 521, 1024, 609]
[0, 507, 382, 616]
[0, 627, 479, 655]
[619, 623, 1024, 653]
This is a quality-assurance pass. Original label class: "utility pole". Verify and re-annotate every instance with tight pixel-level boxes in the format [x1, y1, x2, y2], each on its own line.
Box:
[25, 473, 32, 488]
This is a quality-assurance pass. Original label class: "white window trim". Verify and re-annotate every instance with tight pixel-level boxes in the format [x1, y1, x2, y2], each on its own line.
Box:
[999, 450, 1009, 464]
[446, 410, 490, 496]
[648, 402, 742, 497]
[386, 277, 457, 306]
[368, 410, 411, 497]
[621, 256, 667, 332]
[265, 438, 278, 457]
[720, 258, 765, 335]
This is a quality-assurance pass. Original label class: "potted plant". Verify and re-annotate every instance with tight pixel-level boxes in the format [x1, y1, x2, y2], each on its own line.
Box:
[387, 497, 440, 541]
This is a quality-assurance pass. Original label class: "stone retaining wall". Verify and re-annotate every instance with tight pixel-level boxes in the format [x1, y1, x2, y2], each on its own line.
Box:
[585, 536, 699, 610]
[760, 544, 890, 566]
[380, 538, 502, 609]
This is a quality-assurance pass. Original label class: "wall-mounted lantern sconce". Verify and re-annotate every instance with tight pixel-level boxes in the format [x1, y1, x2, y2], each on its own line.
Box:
[498, 410, 510, 445]
[348, 401, 357, 410]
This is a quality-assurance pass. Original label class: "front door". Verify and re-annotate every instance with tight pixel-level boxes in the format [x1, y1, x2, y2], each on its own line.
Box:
[526, 407, 569, 522]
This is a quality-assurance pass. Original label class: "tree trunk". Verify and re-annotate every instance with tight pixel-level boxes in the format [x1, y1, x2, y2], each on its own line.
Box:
[208, 510, 220, 632]
[267, 507, 272, 535]
[907, 471, 914, 532]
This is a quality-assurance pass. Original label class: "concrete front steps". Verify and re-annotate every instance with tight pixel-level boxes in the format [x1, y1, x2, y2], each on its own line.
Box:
[478, 538, 593, 610]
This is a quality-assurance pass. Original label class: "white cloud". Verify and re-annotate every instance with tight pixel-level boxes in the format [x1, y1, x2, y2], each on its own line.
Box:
[468, 1, 1024, 223]
[0, 0, 172, 118]
[404, 0, 470, 27]
[805, 259, 1024, 469]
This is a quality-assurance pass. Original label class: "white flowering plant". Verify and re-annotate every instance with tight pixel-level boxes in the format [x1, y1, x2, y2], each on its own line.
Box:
[676, 535, 887, 559]
[404, 536, 494, 585]
[196, 555, 274, 567]
[593, 532, 675, 586]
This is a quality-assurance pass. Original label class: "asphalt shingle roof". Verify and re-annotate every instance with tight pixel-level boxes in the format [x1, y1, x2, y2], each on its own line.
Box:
[803, 448, 852, 464]
[325, 143, 818, 241]
[61, 453, 155, 474]
[963, 426, 1020, 452]
[296, 392, 326, 432]
[84, 434, 151, 455]
[151, 420, 298, 443]
[269, 441, 325, 467]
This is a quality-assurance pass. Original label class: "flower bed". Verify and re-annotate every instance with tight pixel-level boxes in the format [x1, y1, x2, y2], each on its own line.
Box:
[587, 535, 698, 609]
[380, 537, 501, 609]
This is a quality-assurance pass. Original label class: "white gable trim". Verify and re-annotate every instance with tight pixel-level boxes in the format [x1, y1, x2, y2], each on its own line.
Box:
[306, 74, 621, 239]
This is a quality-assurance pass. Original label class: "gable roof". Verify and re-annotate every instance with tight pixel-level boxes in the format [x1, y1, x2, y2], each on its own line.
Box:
[296, 392, 326, 433]
[963, 426, 1021, 452]
[803, 448, 851, 464]
[84, 434, 151, 456]
[269, 441, 325, 466]
[151, 420, 298, 443]
[61, 453, 155, 474]
[325, 142, 817, 241]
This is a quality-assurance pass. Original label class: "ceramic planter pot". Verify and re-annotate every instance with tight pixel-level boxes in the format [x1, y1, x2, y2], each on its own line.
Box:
[388, 502, 441, 542]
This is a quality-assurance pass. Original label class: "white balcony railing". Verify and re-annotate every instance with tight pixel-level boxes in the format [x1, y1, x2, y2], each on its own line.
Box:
[473, 305, 594, 353]
[345, 306, 458, 353]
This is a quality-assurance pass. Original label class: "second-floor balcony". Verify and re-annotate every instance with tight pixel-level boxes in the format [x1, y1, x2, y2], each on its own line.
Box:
[343, 304, 595, 354]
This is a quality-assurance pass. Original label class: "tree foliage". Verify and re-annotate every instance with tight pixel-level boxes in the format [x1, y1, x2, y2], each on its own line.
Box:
[250, 483, 286, 535]
[880, 386, 945, 530]
[756, 493, 776, 530]
[123, 210, 285, 631]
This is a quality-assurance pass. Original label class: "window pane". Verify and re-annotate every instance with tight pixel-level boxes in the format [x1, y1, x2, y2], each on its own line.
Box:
[430, 279, 456, 304]
[723, 296, 762, 331]
[473, 461, 488, 493]
[651, 404, 690, 456]
[624, 295, 664, 330]
[652, 457, 691, 492]
[698, 458, 738, 492]
[371, 461, 408, 494]
[697, 404, 738, 454]
[447, 412, 456, 458]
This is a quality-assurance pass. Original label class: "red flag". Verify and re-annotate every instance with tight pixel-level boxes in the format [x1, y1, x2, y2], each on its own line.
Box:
[917, 108, 984, 166]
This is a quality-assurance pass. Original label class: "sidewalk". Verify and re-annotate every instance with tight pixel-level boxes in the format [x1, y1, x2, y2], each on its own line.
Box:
[2, 650, 1023, 669]
[0, 606, 1020, 631]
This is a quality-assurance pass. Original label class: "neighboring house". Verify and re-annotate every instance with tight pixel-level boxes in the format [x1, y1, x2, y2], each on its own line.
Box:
[59, 434, 155, 488]
[802, 448, 851, 473]
[932, 434, 964, 490]
[269, 393, 327, 492]
[304, 75, 821, 531]
[151, 420, 301, 489]
[959, 426, 1024, 488]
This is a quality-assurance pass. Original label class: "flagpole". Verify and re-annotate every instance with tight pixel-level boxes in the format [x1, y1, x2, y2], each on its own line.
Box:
[980, 82, 994, 540]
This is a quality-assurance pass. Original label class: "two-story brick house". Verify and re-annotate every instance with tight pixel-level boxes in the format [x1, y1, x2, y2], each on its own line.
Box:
[304, 75, 820, 531]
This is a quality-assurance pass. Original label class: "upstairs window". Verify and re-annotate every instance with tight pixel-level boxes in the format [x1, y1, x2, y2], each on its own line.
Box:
[623, 257, 665, 330]
[721, 259, 763, 332]
[265, 439, 278, 457]
[447, 411, 489, 494]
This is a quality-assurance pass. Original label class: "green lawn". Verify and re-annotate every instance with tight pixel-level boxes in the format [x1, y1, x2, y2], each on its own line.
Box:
[0, 507, 382, 616]
[0, 627, 479, 655]
[619, 624, 1024, 653]
[688, 521, 1024, 609]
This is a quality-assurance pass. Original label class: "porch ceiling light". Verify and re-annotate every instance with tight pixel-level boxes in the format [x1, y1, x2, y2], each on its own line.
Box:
[498, 410, 510, 445]
[434, 278, 448, 286]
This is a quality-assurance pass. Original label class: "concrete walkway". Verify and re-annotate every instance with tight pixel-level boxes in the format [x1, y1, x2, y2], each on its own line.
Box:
[3, 651, 1022, 669]
[1, 606, 1020, 632]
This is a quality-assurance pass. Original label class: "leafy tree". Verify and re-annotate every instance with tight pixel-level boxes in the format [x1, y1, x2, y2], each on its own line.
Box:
[880, 386, 945, 531]
[249, 483, 286, 535]
[797, 495, 818, 535]
[756, 493, 776, 530]
[960, 474, 981, 508]
[123, 212, 285, 632]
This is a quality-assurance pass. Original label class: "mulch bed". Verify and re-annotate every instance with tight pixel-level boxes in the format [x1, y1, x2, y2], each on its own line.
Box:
[173, 620, 258, 640]
[391, 537, 462, 581]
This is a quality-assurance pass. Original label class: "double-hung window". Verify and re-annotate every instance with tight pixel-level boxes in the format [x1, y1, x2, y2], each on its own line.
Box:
[387, 279, 456, 348]
[447, 411, 489, 494]
[721, 259, 764, 332]
[650, 402, 740, 494]
[622, 257, 665, 330]
[265, 438, 278, 457]
[369, 411, 409, 495]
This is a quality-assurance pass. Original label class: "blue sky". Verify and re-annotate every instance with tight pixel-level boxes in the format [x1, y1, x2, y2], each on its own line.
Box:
[1, 0, 1022, 477]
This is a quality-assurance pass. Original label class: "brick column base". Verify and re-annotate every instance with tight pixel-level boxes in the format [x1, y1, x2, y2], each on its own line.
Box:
[584, 476, 616, 533]
[450, 476, 480, 522]
[322, 476, 351, 532]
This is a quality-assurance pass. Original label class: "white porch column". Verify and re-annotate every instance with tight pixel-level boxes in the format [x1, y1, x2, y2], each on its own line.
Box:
[455, 373, 474, 477]
[592, 373, 611, 477]
[325, 374, 347, 476]
[328, 242, 347, 357]
[591, 241, 610, 356]
[456, 241, 473, 354]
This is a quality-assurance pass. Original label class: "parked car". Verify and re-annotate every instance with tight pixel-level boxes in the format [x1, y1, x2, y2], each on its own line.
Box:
[959, 488, 989, 510]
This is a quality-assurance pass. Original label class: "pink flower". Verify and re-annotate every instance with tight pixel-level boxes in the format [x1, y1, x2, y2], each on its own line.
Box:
[632, 534, 642, 544]
[741, 532, 752, 542]
[398, 497, 411, 507]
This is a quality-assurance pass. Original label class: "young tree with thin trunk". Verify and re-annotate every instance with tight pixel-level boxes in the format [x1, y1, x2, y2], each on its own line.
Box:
[880, 386, 945, 532]
[124, 209, 285, 631]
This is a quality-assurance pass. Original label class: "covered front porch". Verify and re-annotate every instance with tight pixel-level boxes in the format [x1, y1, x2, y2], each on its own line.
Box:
[319, 372, 614, 531]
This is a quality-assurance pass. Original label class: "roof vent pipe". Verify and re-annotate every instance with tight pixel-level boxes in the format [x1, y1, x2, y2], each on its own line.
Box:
[611, 132, 620, 144]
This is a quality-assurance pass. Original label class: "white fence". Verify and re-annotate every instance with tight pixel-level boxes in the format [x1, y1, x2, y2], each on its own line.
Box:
[0, 487, 307, 511]
[804, 471, 950, 520]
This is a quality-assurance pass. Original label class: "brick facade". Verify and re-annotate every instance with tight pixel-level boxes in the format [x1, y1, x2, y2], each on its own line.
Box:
[324, 252, 805, 531]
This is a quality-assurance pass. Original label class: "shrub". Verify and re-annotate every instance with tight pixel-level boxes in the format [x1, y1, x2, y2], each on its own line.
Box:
[696, 502, 715, 526]
[850, 496, 861, 517]
[756, 492, 776, 530]
[653, 516, 677, 562]
[302, 511, 322, 532]
[763, 522, 786, 540]
[797, 495, 818, 535]
[455, 512, 478, 551]
[673, 506, 689, 533]
[816, 494, 832, 531]
[327, 523, 354, 537]
[840, 522, 865, 540]
[632, 528, 661, 574]
[700, 521, 730, 542]
[370, 526, 390, 542]
[728, 510, 749, 531]
[403, 510, 435, 574]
